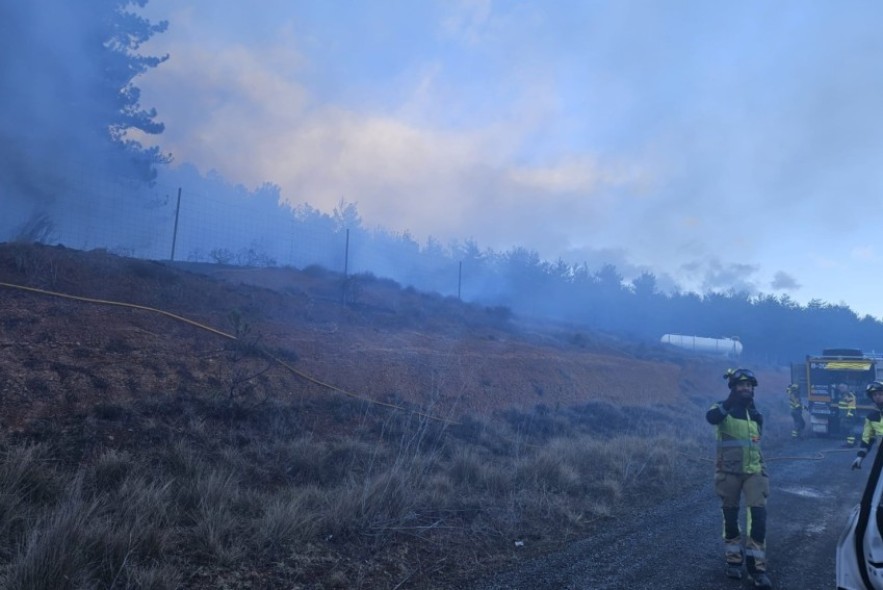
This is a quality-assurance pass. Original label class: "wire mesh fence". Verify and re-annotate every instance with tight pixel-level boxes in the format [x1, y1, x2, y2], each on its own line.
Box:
[3, 174, 466, 299]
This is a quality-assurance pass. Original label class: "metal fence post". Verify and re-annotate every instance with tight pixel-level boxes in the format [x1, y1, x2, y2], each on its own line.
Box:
[170, 187, 182, 261]
[344, 228, 350, 278]
[341, 228, 350, 305]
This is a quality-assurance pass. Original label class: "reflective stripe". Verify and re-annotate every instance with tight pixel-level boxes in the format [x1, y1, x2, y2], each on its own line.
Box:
[825, 361, 871, 370]
[724, 543, 742, 554]
[715, 409, 764, 473]
[745, 548, 765, 558]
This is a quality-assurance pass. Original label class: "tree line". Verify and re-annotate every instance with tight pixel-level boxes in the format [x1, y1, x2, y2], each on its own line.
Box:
[4, 0, 877, 367]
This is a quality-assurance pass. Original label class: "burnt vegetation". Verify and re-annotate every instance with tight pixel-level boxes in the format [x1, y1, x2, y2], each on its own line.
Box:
[0, 242, 770, 589]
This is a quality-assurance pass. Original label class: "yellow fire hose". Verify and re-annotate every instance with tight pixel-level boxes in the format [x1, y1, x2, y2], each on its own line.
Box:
[687, 447, 858, 464]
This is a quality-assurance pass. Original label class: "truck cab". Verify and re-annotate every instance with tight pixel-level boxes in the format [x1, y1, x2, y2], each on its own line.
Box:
[792, 349, 883, 437]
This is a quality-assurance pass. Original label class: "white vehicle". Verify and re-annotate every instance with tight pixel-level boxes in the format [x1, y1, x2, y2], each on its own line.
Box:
[837, 444, 883, 589]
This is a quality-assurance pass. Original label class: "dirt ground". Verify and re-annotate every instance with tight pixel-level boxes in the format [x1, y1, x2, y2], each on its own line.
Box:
[0, 242, 791, 437]
[466, 435, 858, 590]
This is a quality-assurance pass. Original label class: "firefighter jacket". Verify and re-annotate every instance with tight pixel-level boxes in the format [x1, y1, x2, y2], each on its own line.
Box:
[858, 409, 883, 458]
[788, 389, 802, 411]
[839, 392, 857, 418]
[706, 400, 765, 474]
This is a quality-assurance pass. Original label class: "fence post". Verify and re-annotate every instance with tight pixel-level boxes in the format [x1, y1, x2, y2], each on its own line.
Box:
[341, 228, 350, 305]
[170, 187, 182, 261]
[288, 217, 295, 267]
[458, 260, 462, 300]
[344, 228, 350, 278]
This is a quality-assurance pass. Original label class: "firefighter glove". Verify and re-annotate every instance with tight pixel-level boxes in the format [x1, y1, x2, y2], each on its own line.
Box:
[726, 391, 747, 408]
[852, 457, 864, 470]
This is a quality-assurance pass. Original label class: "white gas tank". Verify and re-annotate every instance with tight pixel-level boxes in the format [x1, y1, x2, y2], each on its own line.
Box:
[659, 334, 743, 357]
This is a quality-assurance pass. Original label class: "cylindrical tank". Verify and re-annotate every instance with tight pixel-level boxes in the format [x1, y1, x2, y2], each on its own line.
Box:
[660, 334, 743, 357]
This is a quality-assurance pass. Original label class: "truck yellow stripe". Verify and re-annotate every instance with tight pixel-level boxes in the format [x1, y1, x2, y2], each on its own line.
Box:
[823, 361, 873, 370]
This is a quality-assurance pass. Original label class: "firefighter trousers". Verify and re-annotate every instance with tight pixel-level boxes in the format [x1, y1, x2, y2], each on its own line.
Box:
[715, 471, 770, 573]
[790, 408, 805, 437]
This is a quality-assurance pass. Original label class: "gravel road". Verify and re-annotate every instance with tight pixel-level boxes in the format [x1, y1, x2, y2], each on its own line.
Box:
[465, 437, 864, 590]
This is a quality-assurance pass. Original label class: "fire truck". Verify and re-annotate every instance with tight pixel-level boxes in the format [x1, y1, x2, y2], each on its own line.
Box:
[791, 348, 883, 437]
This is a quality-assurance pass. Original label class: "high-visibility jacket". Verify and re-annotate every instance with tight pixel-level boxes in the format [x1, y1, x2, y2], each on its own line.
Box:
[788, 389, 802, 411]
[706, 401, 765, 474]
[858, 410, 883, 458]
[839, 392, 857, 418]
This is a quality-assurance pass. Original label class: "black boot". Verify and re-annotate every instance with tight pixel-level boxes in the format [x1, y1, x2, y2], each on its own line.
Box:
[725, 562, 743, 579]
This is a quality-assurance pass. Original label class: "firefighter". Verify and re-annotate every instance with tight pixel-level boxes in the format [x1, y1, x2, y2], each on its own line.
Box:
[787, 384, 805, 439]
[706, 368, 773, 589]
[850, 381, 883, 470]
[837, 383, 858, 447]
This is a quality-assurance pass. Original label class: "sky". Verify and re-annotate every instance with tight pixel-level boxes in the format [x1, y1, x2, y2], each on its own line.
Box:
[133, 0, 883, 318]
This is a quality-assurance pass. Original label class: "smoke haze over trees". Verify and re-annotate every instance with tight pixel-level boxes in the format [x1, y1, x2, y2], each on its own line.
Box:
[1, 0, 168, 241]
[3, 0, 883, 366]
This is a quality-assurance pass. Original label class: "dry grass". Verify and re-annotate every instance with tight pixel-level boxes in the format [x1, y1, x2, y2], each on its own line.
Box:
[0, 242, 791, 588]
[0, 393, 712, 589]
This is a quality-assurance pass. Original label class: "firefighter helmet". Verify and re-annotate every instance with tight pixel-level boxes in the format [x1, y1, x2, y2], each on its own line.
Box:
[724, 368, 758, 388]
[866, 381, 883, 399]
